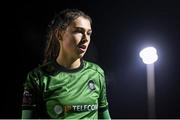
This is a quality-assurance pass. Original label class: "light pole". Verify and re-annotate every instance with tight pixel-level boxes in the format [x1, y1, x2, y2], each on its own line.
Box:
[139, 47, 158, 118]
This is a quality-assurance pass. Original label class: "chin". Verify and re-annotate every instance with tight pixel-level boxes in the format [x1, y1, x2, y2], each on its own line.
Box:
[74, 50, 86, 59]
[78, 54, 84, 58]
[77, 53, 85, 59]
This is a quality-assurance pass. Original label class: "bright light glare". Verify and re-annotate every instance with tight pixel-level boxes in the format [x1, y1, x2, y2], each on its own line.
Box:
[139, 47, 158, 64]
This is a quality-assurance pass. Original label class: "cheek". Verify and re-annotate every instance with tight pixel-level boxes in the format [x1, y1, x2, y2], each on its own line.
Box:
[63, 35, 78, 49]
[69, 35, 83, 48]
[63, 40, 73, 50]
[86, 37, 91, 46]
[72, 34, 82, 43]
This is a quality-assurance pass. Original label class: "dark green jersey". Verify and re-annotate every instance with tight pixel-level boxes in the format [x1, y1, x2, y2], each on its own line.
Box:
[22, 60, 109, 119]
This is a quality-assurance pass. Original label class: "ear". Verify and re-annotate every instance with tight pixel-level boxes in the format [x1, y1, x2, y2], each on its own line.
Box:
[55, 28, 63, 41]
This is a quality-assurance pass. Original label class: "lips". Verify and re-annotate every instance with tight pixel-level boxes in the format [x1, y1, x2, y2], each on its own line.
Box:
[78, 44, 86, 49]
[78, 44, 86, 52]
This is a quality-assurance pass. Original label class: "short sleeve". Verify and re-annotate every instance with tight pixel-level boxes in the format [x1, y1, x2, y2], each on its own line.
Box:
[98, 71, 108, 111]
[22, 70, 40, 118]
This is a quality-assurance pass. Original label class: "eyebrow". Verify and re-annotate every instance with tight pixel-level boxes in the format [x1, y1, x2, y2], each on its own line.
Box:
[73, 27, 92, 32]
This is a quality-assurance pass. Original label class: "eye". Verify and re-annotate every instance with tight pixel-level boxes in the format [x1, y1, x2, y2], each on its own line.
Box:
[87, 31, 92, 36]
[73, 29, 83, 34]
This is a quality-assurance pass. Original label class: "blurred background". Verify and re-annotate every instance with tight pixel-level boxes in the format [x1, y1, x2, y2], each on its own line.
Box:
[2, 0, 180, 118]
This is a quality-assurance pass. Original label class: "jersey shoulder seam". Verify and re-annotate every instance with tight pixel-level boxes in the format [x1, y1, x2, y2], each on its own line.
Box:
[84, 60, 104, 77]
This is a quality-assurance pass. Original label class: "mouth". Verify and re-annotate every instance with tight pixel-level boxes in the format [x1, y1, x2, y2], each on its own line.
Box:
[78, 44, 87, 52]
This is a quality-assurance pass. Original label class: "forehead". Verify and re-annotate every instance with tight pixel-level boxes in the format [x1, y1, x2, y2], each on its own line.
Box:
[69, 16, 91, 30]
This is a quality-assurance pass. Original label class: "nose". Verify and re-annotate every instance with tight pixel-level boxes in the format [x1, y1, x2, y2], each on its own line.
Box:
[81, 34, 88, 43]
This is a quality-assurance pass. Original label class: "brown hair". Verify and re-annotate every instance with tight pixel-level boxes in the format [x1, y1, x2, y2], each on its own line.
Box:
[43, 9, 92, 64]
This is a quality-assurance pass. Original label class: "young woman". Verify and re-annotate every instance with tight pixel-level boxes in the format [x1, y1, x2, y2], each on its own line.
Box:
[22, 9, 111, 119]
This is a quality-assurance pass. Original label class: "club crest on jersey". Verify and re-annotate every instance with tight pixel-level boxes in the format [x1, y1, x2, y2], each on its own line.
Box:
[88, 80, 95, 91]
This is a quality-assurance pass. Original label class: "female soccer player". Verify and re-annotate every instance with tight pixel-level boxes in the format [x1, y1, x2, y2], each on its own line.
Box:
[22, 9, 111, 119]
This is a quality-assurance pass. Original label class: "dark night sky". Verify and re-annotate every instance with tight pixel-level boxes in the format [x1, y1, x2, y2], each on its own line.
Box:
[2, 0, 180, 118]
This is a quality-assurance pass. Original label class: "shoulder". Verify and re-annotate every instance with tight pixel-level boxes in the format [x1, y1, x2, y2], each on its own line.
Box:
[27, 61, 56, 77]
[83, 60, 105, 77]
[25, 61, 56, 87]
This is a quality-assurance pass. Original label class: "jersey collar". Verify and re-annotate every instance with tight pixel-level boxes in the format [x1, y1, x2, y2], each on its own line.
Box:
[53, 59, 84, 73]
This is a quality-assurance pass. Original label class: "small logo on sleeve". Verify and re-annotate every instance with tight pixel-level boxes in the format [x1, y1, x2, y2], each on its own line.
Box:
[22, 90, 32, 105]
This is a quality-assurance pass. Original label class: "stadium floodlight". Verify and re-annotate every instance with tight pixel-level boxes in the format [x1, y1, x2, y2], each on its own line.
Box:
[139, 46, 158, 118]
[139, 47, 158, 64]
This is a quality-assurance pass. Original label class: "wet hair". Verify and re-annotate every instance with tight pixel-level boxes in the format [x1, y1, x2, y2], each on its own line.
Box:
[43, 9, 92, 64]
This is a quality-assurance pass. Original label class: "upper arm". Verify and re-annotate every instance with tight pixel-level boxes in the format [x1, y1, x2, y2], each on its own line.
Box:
[98, 71, 110, 115]
[21, 71, 40, 119]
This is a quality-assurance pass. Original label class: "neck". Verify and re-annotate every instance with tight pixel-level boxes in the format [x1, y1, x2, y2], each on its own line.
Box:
[56, 52, 81, 70]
